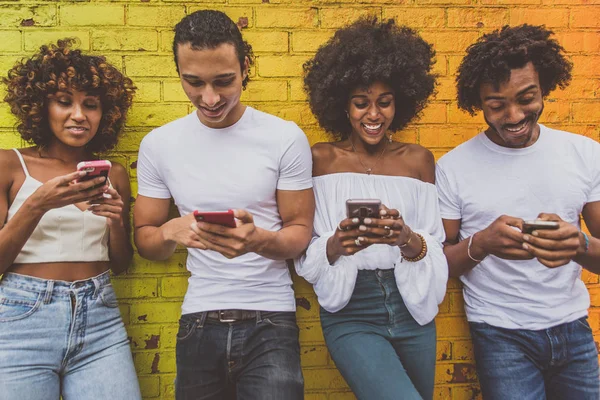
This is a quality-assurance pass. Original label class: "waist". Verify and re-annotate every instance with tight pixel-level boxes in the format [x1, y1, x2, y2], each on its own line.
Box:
[0, 270, 112, 297]
[8, 262, 111, 281]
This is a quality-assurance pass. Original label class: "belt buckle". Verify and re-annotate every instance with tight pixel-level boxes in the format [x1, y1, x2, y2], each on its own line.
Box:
[218, 310, 237, 323]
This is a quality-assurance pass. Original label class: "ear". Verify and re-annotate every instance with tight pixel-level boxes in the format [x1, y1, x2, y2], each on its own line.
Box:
[242, 56, 249, 80]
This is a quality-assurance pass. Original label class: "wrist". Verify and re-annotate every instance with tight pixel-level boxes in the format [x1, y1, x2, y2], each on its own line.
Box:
[578, 231, 590, 255]
[469, 232, 488, 261]
[22, 197, 47, 218]
[249, 227, 269, 254]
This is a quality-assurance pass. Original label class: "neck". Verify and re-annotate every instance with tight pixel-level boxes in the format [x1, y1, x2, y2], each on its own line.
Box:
[349, 134, 388, 155]
[41, 140, 91, 163]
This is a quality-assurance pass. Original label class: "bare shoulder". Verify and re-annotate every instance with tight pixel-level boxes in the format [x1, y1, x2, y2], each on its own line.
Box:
[108, 161, 131, 193]
[0, 148, 22, 183]
[311, 142, 340, 177]
[396, 143, 435, 184]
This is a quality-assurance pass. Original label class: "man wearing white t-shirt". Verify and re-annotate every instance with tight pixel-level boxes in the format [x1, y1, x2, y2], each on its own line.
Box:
[436, 25, 600, 399]
[133, 10, 314, 399]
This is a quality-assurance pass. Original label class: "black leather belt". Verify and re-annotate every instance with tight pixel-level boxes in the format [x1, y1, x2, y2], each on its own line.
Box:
[206, 310, 257, 323]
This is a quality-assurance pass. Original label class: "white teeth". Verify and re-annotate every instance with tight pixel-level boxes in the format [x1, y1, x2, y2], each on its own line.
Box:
[363, 123, 382, 130]
[505, 121, 527, 132]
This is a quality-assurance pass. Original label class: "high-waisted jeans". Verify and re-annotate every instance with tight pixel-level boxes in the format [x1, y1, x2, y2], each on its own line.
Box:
[320, 269, 437, 400]
[0, 271, 141, 400]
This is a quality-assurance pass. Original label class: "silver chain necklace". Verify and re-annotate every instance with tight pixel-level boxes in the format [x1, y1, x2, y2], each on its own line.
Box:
[350, 138, 388, 175]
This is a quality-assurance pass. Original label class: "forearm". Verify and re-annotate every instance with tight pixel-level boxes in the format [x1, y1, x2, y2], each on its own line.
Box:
[0, 200, 45, 273]
[575, 233, 600, 274]
[108, 223, 133, 275]
[443, 234, 486, 278]
[253, 225, 312, 261]
[134, 222, 178, 261]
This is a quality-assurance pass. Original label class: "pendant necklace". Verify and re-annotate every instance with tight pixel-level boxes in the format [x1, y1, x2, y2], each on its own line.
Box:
[350, 138, 388, 175]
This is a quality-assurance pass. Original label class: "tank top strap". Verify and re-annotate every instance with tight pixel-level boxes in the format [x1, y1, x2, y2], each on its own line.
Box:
[12, 149, 31, 177]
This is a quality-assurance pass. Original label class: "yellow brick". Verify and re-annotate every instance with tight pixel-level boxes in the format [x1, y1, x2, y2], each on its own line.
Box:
[292, 31, 333, 53]
[301, 345, 330, 367]
[417, 0, 472, 5]
[448, 55, 463, 76]
[0, 131, 23, 148]
[0, 4, 56, 27]
[92, 29, 158, 52]
[453, 385, 483, 400]
[128, 253, 189, 275]
[482, 0, 539, 4]
[572, 56, 600, 77]
[290, 78, 308, 102]
[298, 321, 326, 343]
[292, 272, 316, 295]
[0, 103, 18, 128]
[133, 351, 176, 374]
[320, 7, 382, 29]
[130, 302, 182, 324]
[433, 54, 448, 76]
[395, 126, 418, 144]
[555, 32, 600, 53]
[60, 5, 124, 26]
[436, 316, 471, 338]
[0, 31, 21, 52]
[127, 325, 162, 350]
[303, 368, 349, 390]
[303, 126, 336, 146]
[160, 30, 175, 53]
[448, 103, 486, 124]
[129, 104, 189, 127]
[131, 80, 161, 103]
[188, 6, 254, 28]
[160, 325, 178, 349]
[420, 31, 480, 53]
[328, 392, 356, 400]
[438, 293, 451, 314]
[258, 55, 310, 77]
[432, 78, 456, 101]
[437, 340, 452, 361]
[537, 100, 569, 124]
[138, 376, 160, 399]
[24, 30, 90, 51]
[161, 275, 188, 298]
[572, 102, 600, 123]
[162, 80, 188, 103]
[454, 340, 475, 361]
[435, 386, 452, 399]
[384, 7, 446, 28]
[255, 103, 316, 125]
[241, 80, 288, 102]
[295, 292, 321, 320]
[244, 31, 289, 53]
[509, 8, 569, 27]
[112, 277, 158, 299]
[126, 6, 186, 27]
[447, 7, 509, 28]
[125, 55, 177, 77]
[571, 7, 600, 28]
[256, 7, 318, 29]
[418, 102, 447, 124]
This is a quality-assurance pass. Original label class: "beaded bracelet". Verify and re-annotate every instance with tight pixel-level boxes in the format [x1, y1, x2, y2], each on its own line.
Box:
[401, 233, 427, 262]
[582, 232, 590, 253]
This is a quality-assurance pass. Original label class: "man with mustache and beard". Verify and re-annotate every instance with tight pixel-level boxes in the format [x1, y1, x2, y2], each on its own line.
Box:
[133, 10, 314, 400]
[436, 24, 600, 400]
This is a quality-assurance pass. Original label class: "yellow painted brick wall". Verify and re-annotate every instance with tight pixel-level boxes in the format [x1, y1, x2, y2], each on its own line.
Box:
[1, 1, 599, 399]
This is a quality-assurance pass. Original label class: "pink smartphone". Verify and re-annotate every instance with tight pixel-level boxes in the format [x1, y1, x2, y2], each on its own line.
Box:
[193, 210, 236, 228]
[76, 160, 111, 190]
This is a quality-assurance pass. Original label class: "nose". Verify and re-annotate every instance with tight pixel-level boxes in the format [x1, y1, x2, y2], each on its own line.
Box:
[202, 85, 220, 108]
[70, 102, 85, 122]
[366, 103, 380, 120]
[505, 104, 525, 124]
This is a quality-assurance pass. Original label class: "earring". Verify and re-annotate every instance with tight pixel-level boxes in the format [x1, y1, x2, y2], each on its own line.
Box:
[345, 110, 349, 119]
[388, 133, 393, 143]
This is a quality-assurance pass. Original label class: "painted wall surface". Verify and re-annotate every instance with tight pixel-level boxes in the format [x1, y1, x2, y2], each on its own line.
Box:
[0, 1, 598, 399]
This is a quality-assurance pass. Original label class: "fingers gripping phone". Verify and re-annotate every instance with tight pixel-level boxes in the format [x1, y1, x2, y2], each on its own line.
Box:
[76, 160, 111, 189]
[522, 220, 560, 234]
[193, 210, 237, 228]
[346, 199, 381, 219]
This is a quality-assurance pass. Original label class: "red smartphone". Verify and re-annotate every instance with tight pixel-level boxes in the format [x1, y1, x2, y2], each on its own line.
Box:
[193, 210, 237, 228]
[76, 160, 111, 187]
[522, 220, 560, 234]
[346, 199, 381, 219]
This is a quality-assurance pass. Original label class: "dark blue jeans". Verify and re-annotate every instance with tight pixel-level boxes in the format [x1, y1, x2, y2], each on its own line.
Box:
[320, 269, 437, 400]
[175, 311, 303, 400]
[470, 317, 600, 400]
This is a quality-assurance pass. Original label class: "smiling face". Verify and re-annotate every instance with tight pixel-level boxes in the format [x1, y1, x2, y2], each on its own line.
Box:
[480, 62, 544, 149]
[47, 89, 102, 148]
[176, 42, 248, 129]
[347, 81, 395, 147]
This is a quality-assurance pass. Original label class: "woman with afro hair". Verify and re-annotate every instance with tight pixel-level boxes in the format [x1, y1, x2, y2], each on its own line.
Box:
[296, 17, 448, 400]
[0, 39, 141, 399]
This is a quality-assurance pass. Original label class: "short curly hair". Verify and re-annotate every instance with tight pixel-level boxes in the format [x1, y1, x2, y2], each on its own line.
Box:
[173, 10, 254, 89]
[456, 24, 572, 115]
[303, 17, 436, 140]
[3, 38, 136, 153]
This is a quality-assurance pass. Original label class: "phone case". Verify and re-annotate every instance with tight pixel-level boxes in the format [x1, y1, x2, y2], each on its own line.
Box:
[346, 199, 381, 219]
[193, 210, 237, 228]
[76, 160, 112, 182]
[522, 220, 559, 234]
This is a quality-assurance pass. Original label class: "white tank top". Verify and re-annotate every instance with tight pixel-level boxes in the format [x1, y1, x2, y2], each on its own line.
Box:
[7, 149, 110, 263]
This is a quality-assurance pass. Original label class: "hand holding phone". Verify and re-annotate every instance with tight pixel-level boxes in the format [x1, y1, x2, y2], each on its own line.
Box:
[522, 220, 560, 234]
[346, 199, 381, 220]
[76, 160, 111, 188]
[193, 210, 237, 228]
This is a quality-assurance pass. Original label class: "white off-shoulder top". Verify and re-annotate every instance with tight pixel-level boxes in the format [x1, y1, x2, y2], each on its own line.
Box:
[295, 172, 449, 325]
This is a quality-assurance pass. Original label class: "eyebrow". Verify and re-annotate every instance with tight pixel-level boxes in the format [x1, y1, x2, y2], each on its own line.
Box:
[483, 84, 538, 101]
[350, 91, 394, 99]
[182, 73, 236, 80]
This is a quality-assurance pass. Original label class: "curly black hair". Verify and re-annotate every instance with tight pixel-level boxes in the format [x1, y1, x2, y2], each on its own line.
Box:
[3, 38, 136, 153]
[303, 17, 436, 140]
[456, 24, 572, 115]
[173, 10, 254, 89]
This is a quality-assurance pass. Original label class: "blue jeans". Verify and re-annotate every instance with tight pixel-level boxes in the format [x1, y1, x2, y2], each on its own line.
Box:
[175, 310, 304, 400]
[0, 271, 141, 400]
[320, 269, 437, 400]
[470, 318, 600, 400]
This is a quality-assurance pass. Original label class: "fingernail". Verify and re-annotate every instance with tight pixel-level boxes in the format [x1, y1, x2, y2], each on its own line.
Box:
[358, 236, 365, 241]
[523, 234, 530, 241]
[532, 231, 539, 237]
[522, 243, 529, 250]
[352, 218, 359, 224]
[359, 225, 367, 231]
[363, 218, 372, 224]
[398, 212, 402, 218]
[380, 210, 387, 216]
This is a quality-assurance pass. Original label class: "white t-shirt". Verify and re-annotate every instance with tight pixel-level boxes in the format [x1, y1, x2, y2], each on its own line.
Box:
[137, 107, 313, 314]
[436, 125, 600, 330]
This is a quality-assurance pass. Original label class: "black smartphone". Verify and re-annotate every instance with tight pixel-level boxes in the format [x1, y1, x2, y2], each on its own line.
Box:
[522, 220, 560, 234]
[346, 199, 381, 219]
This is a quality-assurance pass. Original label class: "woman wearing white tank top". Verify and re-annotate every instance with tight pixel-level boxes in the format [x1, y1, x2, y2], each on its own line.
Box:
[0, 39, 141, 399]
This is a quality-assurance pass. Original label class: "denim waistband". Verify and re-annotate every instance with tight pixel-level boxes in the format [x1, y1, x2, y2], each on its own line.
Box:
[0, 270, 111, 298]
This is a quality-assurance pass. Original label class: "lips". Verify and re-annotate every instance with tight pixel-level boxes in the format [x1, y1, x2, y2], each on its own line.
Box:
[362, 122, 383, 136]
[66, 126, 88, 135]
[199, 103, 226, 118]
[503, 118, 530, 137]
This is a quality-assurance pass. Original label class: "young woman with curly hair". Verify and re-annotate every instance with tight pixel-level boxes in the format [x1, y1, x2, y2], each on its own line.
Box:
[296, 17, 448, 400]
[0, 39, 141, 399]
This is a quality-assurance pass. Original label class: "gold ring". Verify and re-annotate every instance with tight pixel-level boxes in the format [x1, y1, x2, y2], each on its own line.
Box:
[355, 238, 361, 246]
[386, 229, 394, 237]
[338, 222, 344, 231]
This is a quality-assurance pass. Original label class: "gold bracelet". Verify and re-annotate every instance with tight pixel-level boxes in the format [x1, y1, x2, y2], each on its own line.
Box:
[401, 233, 427, 262]
[398, 228, 413, 248]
